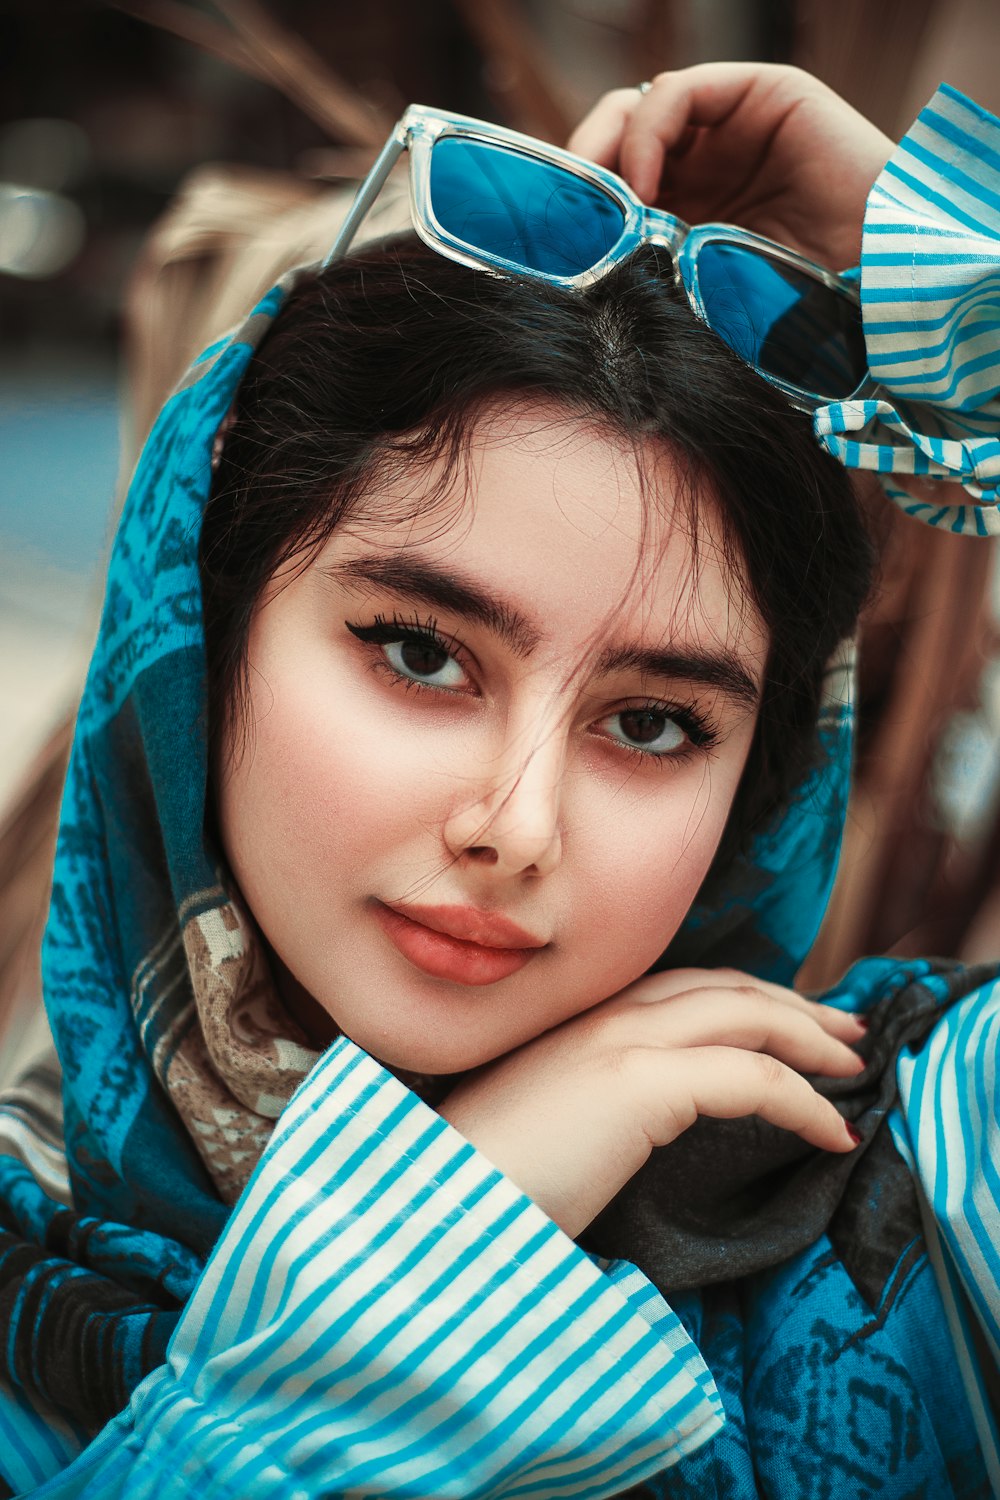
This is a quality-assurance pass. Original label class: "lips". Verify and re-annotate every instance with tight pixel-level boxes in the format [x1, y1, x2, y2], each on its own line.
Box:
[381, 902, 546, 950]
[372, 901, 546, 986]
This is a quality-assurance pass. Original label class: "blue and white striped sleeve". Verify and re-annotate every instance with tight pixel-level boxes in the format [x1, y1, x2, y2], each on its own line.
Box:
[888, 976, 1000, 1490]
[813, 83, 1000, 535]
[20, 1035, 722, 1499]
[892, 979, 1000, 1359]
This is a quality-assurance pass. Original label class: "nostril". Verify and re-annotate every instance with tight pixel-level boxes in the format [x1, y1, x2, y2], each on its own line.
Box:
[468, 846, 498, 863]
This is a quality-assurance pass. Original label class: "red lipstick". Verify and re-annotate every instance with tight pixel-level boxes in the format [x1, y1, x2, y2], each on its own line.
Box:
[373, 901, 546, 985]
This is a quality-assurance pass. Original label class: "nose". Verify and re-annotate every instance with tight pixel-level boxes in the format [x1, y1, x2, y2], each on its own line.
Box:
[443, 713, 565, 878]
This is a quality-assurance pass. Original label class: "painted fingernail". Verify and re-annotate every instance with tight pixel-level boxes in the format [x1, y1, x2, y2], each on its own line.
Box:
[845, 1122, 862, 1145]
[851, 1015, 870, 1032]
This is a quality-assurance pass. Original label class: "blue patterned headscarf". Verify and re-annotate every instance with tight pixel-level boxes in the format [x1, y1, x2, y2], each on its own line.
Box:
[43, 285, 293, 1248]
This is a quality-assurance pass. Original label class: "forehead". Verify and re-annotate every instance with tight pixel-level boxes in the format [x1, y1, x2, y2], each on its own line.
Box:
[333, 400, 765, 665]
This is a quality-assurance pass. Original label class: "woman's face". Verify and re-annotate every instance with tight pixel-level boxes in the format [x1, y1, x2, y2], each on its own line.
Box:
[217, 401, 770, 1074]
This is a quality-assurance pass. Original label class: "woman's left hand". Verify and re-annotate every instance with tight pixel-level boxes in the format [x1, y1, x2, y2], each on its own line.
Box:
[438, 965, 866, 1239]
[567, 63, 894, 270]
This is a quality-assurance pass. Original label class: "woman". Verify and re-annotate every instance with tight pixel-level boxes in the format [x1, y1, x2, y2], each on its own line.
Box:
[0, 64, 997, 1498]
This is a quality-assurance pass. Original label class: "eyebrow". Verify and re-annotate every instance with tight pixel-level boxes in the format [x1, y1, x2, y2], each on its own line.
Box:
[325, 553, 761, 708]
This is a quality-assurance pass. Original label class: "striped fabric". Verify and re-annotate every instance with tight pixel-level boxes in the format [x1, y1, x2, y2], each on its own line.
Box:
[889, 976, 1000, 1487]
[0, 1383, 86, 1496]
[10, 1038, 722, 1498]
[894, 980, 1000, 1362]
[0, 1054, 70, 1207]
[887, 1106, 1000, 1496]
[813, 83, 1000, 534]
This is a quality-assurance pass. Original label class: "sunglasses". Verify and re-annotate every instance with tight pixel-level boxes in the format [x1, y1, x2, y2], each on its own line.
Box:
[324, 105, 873, 413]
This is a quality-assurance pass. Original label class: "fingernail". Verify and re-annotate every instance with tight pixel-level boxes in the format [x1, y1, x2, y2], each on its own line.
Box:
[845, 1122, 862, 1145]
[851, 1015, 870, 1032]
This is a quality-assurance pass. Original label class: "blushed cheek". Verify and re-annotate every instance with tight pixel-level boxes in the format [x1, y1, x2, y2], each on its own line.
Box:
[604, 836, 713, 964]
[232, 666, 459, 887]
[585, 761, 743, 983]
[242, 695, 384, 868]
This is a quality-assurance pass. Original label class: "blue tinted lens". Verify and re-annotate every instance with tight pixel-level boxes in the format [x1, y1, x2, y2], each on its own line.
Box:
[429, 137, 626, 277]
[694, 242, 867, 399]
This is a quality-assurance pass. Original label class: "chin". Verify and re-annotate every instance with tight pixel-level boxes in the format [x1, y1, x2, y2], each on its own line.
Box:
[349, 1025, 511, 1079]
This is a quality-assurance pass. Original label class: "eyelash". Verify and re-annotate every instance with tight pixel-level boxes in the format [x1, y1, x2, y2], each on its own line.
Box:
[344, 610, 720, 767]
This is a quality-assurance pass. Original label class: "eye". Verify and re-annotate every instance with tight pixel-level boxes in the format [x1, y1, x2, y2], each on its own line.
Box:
[382, 633, 467, 690]
[598, 701, 717, 764]
[345, 613, 472, 693]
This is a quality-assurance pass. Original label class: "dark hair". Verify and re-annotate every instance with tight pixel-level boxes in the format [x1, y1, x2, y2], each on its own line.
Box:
[200, 233, 873, 863]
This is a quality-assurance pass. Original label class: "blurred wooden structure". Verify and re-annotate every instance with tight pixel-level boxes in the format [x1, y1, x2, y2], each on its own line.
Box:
[2, 0, 1000, 1073]
[798, 502, 999, 989]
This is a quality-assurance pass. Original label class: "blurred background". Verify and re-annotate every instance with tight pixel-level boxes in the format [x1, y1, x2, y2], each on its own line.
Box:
[2, 0, 1000, 1071]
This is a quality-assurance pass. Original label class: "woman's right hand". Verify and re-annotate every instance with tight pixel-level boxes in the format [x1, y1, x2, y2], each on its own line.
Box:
[437, 968, 866, 1239]
[567, 63, 895, 272]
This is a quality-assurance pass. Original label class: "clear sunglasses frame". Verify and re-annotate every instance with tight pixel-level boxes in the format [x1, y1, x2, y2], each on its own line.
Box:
[324, 104, 875, 414]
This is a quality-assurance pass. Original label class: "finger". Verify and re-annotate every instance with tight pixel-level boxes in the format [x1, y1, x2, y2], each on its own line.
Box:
[802, 998, 871, 1042]
[721, 973, 871, 1044]
[667, 123, 700, 161]
[631, 990, 866, 1078]
[648, 1047, 860, 1154]
[617, 63, 779, 203]
[624, 968, 869, 1043]
[566, 87, 643, 164]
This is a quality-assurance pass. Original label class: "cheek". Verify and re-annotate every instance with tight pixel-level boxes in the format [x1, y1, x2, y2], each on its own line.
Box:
[217, 643, 461, 895]
[563, 752, 743, 992]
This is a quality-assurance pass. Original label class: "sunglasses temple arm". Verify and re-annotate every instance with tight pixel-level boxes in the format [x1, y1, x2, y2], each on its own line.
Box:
[322, 132, 408, 268]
